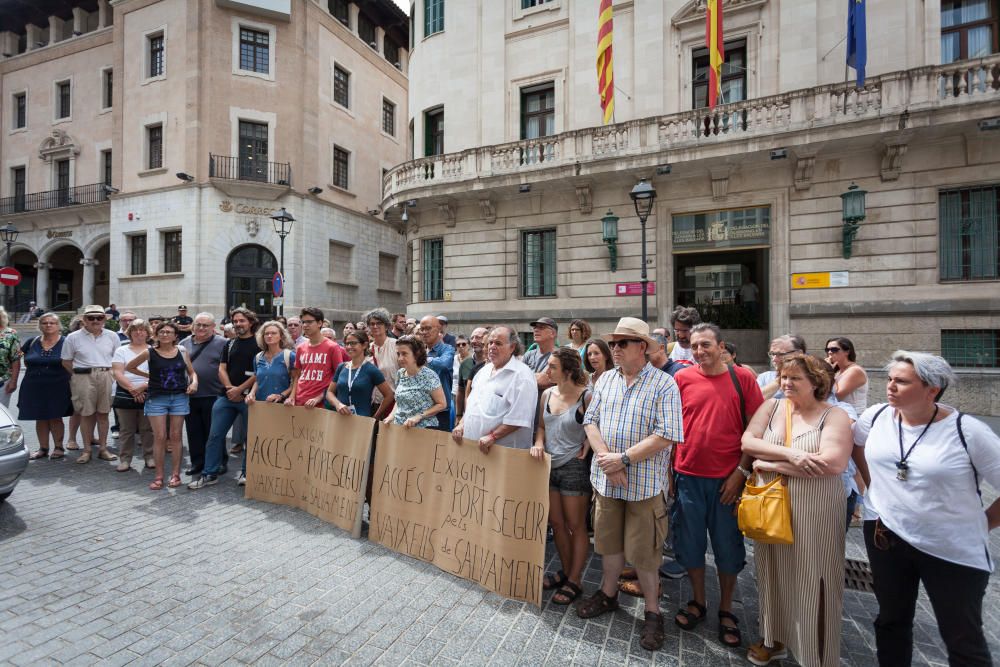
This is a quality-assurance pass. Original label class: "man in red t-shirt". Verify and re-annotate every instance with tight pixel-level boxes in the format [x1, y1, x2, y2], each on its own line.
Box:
[285, 307, 347, 407]
[671, 323, 763, 648]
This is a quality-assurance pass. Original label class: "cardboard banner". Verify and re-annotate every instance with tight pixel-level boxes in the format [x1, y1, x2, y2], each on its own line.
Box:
[245, 402, 374, 538]
[369, 423, 551, 606]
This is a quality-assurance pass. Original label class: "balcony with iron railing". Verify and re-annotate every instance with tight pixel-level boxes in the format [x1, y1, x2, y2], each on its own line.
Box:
[383, 54, 1000, 204]
[0, 183, 109, 216]
[209, 154, 292, 186]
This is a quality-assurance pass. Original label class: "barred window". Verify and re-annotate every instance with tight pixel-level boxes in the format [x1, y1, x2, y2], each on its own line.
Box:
[103, 69, 113, 109]
[334, 65, 350, 107]
[422, 238, 444, 301]
[102, 150, 113, 187]
[149, 33, 164, 77]
[942, 329, 999, 368]
[14, 93, 26, 128]
[333, 146, 349, 189]
[147, 125, 163, 170]
[939, 185, 999, 281]
[521, 229, 557, 297]
[56, 81, 71, 119]
[163, 230, 182, 272]
[382, 98, 396, 136]
[130, 234, 147, 275]
[239, 28, 269, 74]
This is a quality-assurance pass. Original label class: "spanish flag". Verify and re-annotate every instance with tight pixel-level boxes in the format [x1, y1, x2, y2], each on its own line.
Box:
[706, 0, 724, 108]
[596, 0, 614, 124]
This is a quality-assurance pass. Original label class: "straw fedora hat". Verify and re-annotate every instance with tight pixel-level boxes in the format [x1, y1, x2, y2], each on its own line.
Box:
[601, 317, 658, 348]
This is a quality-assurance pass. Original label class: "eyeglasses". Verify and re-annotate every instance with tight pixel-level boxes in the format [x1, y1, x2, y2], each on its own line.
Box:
[608, 339, 641, 349]
[194, 323, 213, 328]
[367, 321, 384, 328]
[300, 319, 318, 325]
[456, 342, 468, 348]
[344, 340, 361, 346]
[768, 351, 790, 358]
[85, 316, 105, 322]
[825, 347, 842, 354]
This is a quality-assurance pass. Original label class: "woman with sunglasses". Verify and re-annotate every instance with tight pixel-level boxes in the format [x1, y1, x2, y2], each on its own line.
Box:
[326, 330, 394, 419]
[825, 337, 868, 415]
[126, 322, 198, 490]
[853, 351, 1000, 667]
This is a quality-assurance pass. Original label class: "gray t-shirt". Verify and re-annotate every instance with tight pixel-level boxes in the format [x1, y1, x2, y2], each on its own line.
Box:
[179, 334, 228, 398]
[522, 348, 552, 373]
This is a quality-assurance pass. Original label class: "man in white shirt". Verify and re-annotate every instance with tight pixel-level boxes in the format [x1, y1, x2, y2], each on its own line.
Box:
[668, 306, 700, 363]
[452, 326, 538, 453]
[286, 317, 308, 346]
[61, 304, 121, 464]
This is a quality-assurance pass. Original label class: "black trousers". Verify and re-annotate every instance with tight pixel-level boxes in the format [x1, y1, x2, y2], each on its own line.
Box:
[184, 396, 217, 474]
[864, 520, 992, 667]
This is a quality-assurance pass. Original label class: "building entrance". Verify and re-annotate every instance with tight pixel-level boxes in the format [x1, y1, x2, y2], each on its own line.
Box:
[674, 248, 768, 328]
[226, 244, 277, 318]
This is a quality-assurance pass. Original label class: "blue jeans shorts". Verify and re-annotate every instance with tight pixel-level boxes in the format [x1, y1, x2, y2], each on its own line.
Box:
[144, 393, 190, 417]
[670, 472, 746, 575]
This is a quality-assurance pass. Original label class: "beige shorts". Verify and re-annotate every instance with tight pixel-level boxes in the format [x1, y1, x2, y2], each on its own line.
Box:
[593, 491, 668, 572]
[70, 369, 113, 416]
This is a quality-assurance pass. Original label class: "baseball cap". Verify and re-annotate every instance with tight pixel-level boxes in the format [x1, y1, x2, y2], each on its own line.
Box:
[529, 317, 558, 331]
[437, 315, 448, 323]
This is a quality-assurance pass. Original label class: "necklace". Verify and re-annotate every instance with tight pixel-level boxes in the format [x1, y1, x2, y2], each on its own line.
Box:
[895, 404, 939, 481]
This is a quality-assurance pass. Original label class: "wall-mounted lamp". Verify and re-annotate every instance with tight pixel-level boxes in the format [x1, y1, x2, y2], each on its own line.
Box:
[840, 182, 867, 259]
[656, 164, 672, 175]
[175, 172, 194, 182]
[770, 148, 788, 160]
[519, 184, 531, 193]
[400, 199, 417, 223]
[601, 209, 619, 272]
[308, 186, 323, 195]
[101, 184, 120, 195]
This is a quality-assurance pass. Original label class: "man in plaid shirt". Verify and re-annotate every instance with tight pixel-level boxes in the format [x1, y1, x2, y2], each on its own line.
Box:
[576, 317, 683, 652]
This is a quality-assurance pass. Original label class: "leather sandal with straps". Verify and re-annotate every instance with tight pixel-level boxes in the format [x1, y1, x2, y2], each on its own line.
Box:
[640, 611, 666, 651]
[718, 610, 742, 648]
[674, 599, 707, 630]
[576, 590, 619, 619]
[29, 449, 49, 460]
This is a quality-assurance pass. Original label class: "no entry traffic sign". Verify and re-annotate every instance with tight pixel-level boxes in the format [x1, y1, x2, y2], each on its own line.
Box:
[0, 267, 21, 286]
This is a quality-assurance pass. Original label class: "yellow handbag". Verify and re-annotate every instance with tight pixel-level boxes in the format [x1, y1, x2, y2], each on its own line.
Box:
[737, 400, 794, 545]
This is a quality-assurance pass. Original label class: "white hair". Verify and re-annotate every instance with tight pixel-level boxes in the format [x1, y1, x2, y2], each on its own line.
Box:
[886, 350, 957, 391]
[194, 312, 215, 322]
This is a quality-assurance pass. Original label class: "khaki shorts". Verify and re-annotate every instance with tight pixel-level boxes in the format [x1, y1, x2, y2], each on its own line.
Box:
[70, 369, 113, 416]
[593, 491, 668, 572]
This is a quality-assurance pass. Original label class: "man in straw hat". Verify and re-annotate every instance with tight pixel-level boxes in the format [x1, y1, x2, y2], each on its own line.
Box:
[576, 316, 683, 651]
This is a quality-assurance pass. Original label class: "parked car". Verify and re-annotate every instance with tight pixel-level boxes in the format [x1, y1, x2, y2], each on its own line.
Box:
[0, 404, 26, 502]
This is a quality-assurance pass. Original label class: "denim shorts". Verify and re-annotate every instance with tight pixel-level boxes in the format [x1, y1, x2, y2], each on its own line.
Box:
[143, 392, 190, 417]
[670, 472, 746, 575]
[549, 457, 592, 496]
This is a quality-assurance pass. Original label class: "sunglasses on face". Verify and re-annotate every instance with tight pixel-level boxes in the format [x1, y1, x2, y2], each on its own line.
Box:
[85, 316, 105, 322]
[456, 342, 468, 347]
[608, 339, 641, 349]
[826, 347, 842, 354]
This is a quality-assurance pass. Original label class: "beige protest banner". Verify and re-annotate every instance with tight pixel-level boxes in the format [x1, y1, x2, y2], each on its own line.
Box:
[245, 402, 373, 538]
[369, 423, 551, 605]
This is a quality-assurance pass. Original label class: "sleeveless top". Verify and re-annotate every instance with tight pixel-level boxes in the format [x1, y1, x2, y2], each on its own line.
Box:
[147, 347, 188, 395]
[836, 365, 868, 414]
[542, 387, 588, 468]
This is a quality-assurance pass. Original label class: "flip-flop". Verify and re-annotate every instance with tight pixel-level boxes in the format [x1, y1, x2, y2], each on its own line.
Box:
[29, 449, 49, 460]
[149, 478, 164, 491]
[167, 475, 182, 488]
[64, 442, 81, 451]
[49, 448, 65, 460]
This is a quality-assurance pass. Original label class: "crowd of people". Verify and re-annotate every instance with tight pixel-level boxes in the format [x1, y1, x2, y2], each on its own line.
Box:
[12, 302, 999, 666]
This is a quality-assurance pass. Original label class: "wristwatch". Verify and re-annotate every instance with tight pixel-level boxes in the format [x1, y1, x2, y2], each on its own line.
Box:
[736, 465, 752, 479]
[621, 451, 632, 468]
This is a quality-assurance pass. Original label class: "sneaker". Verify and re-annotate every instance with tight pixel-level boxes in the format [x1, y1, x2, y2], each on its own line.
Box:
[748, 641, 787, 666]
[187, 475, 218, 490]
[659, 559, 687, 579]
[236, 473, 246, 486]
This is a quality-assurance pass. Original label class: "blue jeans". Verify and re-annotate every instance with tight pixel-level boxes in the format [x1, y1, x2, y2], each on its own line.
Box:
[671, 472, 746, 575]
[203, 397, 246, 476]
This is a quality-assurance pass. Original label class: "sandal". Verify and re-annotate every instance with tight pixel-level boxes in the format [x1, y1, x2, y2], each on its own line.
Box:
[148, 478, 164, 491]
[64, 442, 80, 451]
[640, 611, 665, 651]
[576, 590, 619, 619]
[97, 450, 118, 461]
[551, 581, 582, 605]
[49, 448, 65, 460]
[674, 600, 707, 631]
[718, 611, 741, 648]
[543, 570, 568, 591]
[619, 567, 638, 581]
[748, 641, 787, 666]
[29, 449, 49, 460]
[618, 579, 661, 598]
[167, 475, 182, 488]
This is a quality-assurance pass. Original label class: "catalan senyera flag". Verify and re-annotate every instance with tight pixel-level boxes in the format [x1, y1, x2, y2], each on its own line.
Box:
[596, 0, 614, 124]
[706, 0, 724, 108]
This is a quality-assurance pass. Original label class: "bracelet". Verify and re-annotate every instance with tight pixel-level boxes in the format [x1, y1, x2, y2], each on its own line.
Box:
[736, 465, 752, 479]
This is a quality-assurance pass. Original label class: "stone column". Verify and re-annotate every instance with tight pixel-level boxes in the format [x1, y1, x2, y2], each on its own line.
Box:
[80, 258, 97, 306]
[34, 262, 50, 310]
[72, 8, 87, 35]
[98, 0, 111, 28]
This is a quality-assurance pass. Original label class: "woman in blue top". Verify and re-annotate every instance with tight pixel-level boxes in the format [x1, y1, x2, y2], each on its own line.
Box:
[385, 335, 447, 429]
[327, 330, 394, 419]
[244, 321, 296, 485]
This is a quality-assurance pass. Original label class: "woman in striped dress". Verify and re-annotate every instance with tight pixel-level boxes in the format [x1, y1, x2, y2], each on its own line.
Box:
[740, 353, 854, 667]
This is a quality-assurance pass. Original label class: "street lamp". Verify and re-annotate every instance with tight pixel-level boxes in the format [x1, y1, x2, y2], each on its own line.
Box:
[629, 179, 657, 322]
[0, 223, 18, 311]
[840, 183, 867, 259]
[270, 208, 295, 317]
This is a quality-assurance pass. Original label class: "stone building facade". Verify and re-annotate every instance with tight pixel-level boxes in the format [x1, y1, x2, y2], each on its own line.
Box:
[1, 0, 409, 323]
[384, 0, 1000, 414]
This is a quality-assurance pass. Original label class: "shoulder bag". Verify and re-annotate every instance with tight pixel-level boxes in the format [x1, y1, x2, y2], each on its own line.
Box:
[737, 399, 794, 545]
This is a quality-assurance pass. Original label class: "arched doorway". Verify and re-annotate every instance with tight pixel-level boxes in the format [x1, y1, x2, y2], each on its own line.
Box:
[226, 244, 277, 318]
[47, 245, 84, 310]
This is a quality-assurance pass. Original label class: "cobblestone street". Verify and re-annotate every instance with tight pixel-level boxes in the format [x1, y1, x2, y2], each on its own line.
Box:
[2, 421, 999, 667]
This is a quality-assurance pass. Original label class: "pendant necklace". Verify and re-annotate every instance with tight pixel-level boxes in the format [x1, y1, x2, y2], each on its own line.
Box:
[895, 404, 938, 481]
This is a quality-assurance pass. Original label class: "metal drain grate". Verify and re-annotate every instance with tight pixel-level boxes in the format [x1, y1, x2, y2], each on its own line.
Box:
[844, 558, 874, 593]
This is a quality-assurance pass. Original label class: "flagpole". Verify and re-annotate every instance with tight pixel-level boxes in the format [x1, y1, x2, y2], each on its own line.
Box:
[844, 63, 849, 115]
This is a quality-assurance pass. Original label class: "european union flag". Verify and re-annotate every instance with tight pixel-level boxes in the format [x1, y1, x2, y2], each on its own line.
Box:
[846, 0, 867, 87]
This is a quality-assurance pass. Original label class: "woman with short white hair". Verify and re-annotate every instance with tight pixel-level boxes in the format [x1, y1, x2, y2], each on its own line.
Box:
[854, 350, 1000, 667]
